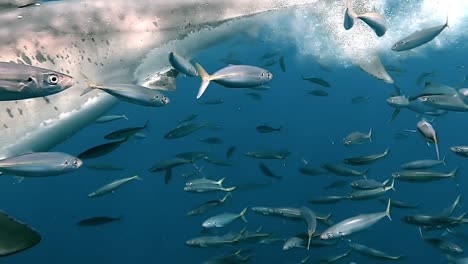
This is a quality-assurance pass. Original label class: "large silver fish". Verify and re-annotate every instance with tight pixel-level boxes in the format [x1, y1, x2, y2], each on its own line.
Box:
[0, 0, 314, 159]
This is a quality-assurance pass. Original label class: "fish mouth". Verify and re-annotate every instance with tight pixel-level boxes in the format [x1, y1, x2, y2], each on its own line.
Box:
[60, 75, 75, 89]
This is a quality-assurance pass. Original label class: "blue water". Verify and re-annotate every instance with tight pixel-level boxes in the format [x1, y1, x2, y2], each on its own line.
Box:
[3, 1, 468, 264]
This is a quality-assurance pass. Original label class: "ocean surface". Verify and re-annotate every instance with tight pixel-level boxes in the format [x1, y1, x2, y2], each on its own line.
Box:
[2, 0, 468, 263]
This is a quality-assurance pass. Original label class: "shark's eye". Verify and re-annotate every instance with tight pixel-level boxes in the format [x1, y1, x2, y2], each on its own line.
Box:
[48, 74, 59, 84]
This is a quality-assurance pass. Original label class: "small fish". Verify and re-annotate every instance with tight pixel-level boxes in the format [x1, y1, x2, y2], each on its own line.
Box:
[401, 157, 446, 170]
[343, 129, 372, 146]
[104, 121, 149, 140]
[82, 83, 170, 107]
[299, 206, 317, 250]
[307, 89, 329, 96]
[226, 145, 236, 158]
[392, 168, 459, 182]
[245, 149, 290, 160]
[308, 195, 346, 204]
[350, 178, 389, 190]
[451, 146, 468, 157]
[259, 50, 280, 60]
[200, 98, 224, 105]
[357, 53, 394, 84]
[421, 229, 463, 255]
[319, 249, 351, 264]
[178, 113, 198, 123]
[392, 16, 449, 51]
[279, 56, 286, 72]
[184, 184, 236, 193]
[77, 216, 121, 226]
[343, 147, 390, 165]
[245, 92, 262, 100]
[94, 115, 128, 123]
[298, 166, 327, 176]
[324, 180, 349, 190]
[187, 193, 231, 216]
[0, 152, 82, 177]
[185, 233, 241, 248]
[0, 62, 74, 101]
[347, 179, 395, 200]
[176, 151, 210, 161]
[88, 175, 141, 198]
[321, 163, 368, 176]
[168, 51, 198, 77]
[194, 63, 273, 99]
[262, 59, 277, 67]
[350, 242, 403, 260]
[199, 137, 223, 145]
[417, 71, 436, 86]
[186, 177, 226, 187]
[256, 125, 282, 133]
[258, 162, 282, 180]
[77, 137, 128, 160]
[321, 200, 391, 239]
[283, 236, 305, 250]
[202, 208, 248, 228]
[301, 75, 331, 87]
[149, 158, 193, 173]
[164, 122, 208, 139]
[203, 156, 233, 167]
[417, 119, 440, 160]
[351, 96, 371, 104]
[251, 207, 332, 225]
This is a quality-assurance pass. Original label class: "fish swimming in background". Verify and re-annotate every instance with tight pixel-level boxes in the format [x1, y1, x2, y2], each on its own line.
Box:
[78, 137, 129, 160]
[0, 62, 74, 101]
[93, 115, 128, 124]
[343, 129, 372, 146]
[417, 119, 440, 160]
[194, 63, 273, 99]
[88, 175, 141, 198]
[77, 216, 121, 226]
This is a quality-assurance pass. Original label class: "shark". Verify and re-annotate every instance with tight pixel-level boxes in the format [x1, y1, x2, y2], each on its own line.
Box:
[0, 0, 316, 159]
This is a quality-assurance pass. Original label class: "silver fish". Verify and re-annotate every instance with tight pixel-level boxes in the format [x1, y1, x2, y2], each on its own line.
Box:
[186, 177, 225, 187]
[343, 147, 390, 165]
[418, 94, 468, 112]
[104, 122, 148, 140]
[451, 146, 468, 158]
[392, 16, 449, 51]
[300, 206, 317, 250]
[321, 163, 368, 176]
[308, 195, 346, 204]
[184, 183, 236, 193]
[88, 175, 141, 198]
[0, 152, 82, 177]
[321, 199, 391, 239]
[0, 62, 74, 101]
[202, 207, 248, 228]
[350, 178, 389, 190]
[417, 119, 440, 160]
[350, 242, 403, 260]
[343, 129, 372, 146]
[82, 83, 170, 107]
[401, 157, 446, 170]
[93, 115, 128, 124]
[168, 51, 198, 77]
[244, 149, 290, 160]
[164, 122, 208, 139]
[319, 249, 351, 264]
[195, 63, 273, 99]
[283, 236, 305, 251]
[347, 179, 395, 200]
[392, 168, 459, 182]
[187, 193, 231, 216]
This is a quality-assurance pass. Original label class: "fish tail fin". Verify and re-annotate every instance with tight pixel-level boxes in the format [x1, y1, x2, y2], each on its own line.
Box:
[221, 192, 232, 203]
[225, 186, 236, 192]
[363, 169, 369, 177]
[384, 147, 390, 155]
[307, 236, 311, 250]
[134, 175, 143, 181]
[434, 137, 440, 161]
[368, 128, 373, 142]
[385, 199, 392, 220]
[450, 167, 459, 178]
[13, 176, 24, 184]
[195, 63, 211, 99]
[442, 155, 446, 166]
[239, 207, 248, 222]
[122, 115, 129, 120]
[143, 120, 150, 132]
[418, 227, 424, 239]
[382, 178, 390, 186]
[389, 179, 396, 191]
[445, 12, 450, 29]
[217, 177, 226, 186]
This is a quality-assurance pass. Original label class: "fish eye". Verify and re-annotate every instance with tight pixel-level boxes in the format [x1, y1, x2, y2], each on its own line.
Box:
[48, 74, 59, 84]
[326, 233, 333, 238]
[73, 159, 78, 165]
[64, 160, 69, 165]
